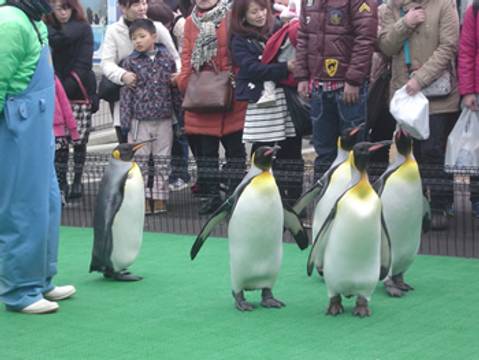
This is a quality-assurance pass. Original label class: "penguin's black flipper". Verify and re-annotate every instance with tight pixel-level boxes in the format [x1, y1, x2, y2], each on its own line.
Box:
[191, 200, 233, 260]
[422, 195, 432, 233]
[90, 161, 130, 272]
[293, 164, 340, 215]
[307, 207, 336, 276]
[283, 203, 309, 250]
[379, 213, 392, 281]
[292, 181, 324, 215]
[191, 172, 259, 260]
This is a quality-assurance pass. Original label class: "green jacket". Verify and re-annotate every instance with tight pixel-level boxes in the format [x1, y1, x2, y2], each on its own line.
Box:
[0, 0, 48, 113]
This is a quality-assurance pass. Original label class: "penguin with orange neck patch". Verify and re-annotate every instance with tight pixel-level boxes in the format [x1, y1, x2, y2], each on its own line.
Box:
[374, 129, 431, 297]
[191, 145, 308, 311]
[307, 141, 392, 317]
[90, 140, 154, 281]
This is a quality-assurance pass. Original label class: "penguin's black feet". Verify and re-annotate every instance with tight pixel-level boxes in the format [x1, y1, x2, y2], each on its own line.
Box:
[353, 296, 371, 318]
[326, 295, 344, 316]
[103, 269, 143, 281]
[392, 273, 414, 292]
[260, 288, 285, 309]
[316, 266, 324, 277]
[385, 285, 405, 297]
[232, 291, 254, 312]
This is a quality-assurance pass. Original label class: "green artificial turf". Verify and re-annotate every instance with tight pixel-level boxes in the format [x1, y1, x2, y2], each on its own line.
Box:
[1, 227, 478, 360]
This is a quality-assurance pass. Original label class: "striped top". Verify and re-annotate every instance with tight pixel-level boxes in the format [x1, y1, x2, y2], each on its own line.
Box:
[242, 88, 296, 143]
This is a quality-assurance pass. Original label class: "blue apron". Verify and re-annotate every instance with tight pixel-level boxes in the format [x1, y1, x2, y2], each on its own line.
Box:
[0, 45, 60, 310]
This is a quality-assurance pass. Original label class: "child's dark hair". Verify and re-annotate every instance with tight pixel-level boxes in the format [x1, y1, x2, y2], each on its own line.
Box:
[129, 18, 157, 38]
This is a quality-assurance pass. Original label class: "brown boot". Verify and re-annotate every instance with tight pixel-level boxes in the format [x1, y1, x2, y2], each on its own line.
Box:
[152, 199, 167, 214]
[145, 198, 152, 215]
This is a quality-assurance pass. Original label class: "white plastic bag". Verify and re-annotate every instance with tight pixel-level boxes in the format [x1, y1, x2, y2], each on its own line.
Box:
[389, 85, 430, 140]
[445, 107, 479, 172]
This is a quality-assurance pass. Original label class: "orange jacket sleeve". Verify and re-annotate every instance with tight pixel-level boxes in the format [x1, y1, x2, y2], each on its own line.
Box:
[176, 18, 194, 94]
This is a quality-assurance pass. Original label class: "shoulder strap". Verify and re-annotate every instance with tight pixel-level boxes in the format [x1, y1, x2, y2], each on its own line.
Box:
[70, 71, 90, 102]
[400, 7, 412, 75]
[1, 3, 43, 45]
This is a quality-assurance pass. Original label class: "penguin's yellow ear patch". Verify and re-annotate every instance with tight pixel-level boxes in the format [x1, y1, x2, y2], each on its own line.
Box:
[112, 150, 120, 160]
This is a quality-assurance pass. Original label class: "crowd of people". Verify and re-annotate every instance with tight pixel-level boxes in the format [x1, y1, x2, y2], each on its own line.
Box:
[0, 0, 478, 313]
[46, 0, 477, 225]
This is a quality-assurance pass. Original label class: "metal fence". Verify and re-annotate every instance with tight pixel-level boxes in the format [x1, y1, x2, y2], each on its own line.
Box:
[59, 153, 479, 258]
[91, 100, 114, 131]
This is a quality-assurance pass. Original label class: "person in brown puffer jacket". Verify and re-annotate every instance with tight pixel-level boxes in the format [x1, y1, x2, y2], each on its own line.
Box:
[294, 0, 377, 179]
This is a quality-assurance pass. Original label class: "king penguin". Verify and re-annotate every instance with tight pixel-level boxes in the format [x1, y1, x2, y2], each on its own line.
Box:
[90, 141, 152, 281]
[374, 128, 431, 297]
[307, 141, 392, 317]
[191, 145, 309, 311]
[293, 124, 364, 216]
[294, 125, 363, 275]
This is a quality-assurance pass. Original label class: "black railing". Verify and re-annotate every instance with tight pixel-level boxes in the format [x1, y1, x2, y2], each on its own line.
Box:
[59, 153, 479, 258]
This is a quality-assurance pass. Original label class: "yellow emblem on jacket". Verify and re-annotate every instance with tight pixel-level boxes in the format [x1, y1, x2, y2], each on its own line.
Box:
[359, 2, 371, 13]
[325, 59, 339, 77]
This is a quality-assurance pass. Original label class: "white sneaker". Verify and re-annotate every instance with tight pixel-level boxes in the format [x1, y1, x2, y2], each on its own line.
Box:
[169, 178, 189, 191]
[44, 285, 76, 301]
[21, 299, 59, 314]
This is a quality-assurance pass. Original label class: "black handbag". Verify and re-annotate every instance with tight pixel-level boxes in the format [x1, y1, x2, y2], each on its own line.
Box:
[98, 75, 121, 103]
[283, 87, 312, 136]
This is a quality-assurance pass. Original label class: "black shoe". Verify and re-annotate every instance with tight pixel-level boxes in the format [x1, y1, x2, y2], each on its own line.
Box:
[431, 210, 448, 231]
[69, 180, 83, 200]
[198, 197, 222, 215]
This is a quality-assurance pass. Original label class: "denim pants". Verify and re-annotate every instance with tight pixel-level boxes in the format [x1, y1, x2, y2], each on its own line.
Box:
[169, 113, 191, 184]
[310, 83, 368, 179]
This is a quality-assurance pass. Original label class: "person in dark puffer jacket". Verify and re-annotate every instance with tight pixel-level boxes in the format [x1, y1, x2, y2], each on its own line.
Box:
[294, 0, 377, 179]
[46, 0, 96, 201]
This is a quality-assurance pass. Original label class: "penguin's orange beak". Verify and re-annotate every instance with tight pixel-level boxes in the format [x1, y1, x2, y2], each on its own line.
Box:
[132, 138, 157, 152]
[349, 122, 365, 136]
[368, 140, 393, 152]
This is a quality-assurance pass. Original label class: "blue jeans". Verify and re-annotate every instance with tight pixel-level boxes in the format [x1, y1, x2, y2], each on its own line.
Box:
[169, 110, 191, 183]
[310, 83, 368, 178]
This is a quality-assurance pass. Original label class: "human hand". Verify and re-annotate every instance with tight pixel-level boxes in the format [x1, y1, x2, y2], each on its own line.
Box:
[297, 80, 309, 99]
[463, 94, 479, 111]
[287, 60, 295, 72]
[343, 83, 359, 105]
[404, 7, 426, 27]
[122, 72, 137, 88]
[170, 73, 178, 86]
[405, 77, 421, 96]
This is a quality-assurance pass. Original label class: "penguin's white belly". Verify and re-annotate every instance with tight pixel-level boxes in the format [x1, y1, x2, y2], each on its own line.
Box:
[111, 165, 145, 271]
[381, 164, 423, 275]
[228, 181, 283, 293]
[312, 162, 351, 240]
[323, 192, 382, 299]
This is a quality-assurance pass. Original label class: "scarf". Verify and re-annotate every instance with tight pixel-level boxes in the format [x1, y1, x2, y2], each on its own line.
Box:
[190, 0, 230, 71]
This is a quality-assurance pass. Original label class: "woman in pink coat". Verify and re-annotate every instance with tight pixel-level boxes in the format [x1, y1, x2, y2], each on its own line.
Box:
[458, 0, 479, 217]
[459, 0, 479, 110]
[54, 76, 80, 204]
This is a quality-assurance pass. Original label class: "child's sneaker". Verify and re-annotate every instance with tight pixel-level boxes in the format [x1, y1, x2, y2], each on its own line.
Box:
[152, 200, 168, 214]
[169, 178, 188, 192]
